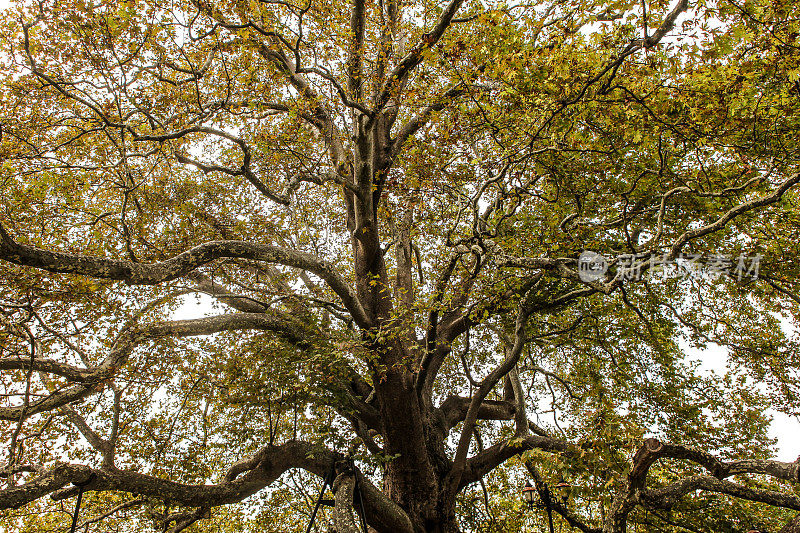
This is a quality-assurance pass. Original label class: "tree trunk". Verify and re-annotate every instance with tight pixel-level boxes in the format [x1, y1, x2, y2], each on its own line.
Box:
[376, 368, 437, 524]
[345, 113, 467, 533]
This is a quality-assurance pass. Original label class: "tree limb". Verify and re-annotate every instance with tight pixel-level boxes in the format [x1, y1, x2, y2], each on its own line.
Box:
[0, 229, 371, 329]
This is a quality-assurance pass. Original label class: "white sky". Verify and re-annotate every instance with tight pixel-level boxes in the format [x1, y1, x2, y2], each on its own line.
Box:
[683, 340, 800, 462]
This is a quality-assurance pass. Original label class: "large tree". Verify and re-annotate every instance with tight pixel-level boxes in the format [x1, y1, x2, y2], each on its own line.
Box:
[1, 0, 800, 530]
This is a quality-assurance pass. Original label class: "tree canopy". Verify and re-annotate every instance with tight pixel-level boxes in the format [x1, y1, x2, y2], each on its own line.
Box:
[1, 0, 800, 530]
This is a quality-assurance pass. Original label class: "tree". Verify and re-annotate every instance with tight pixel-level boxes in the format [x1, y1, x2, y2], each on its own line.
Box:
[1, 0, 800, 530]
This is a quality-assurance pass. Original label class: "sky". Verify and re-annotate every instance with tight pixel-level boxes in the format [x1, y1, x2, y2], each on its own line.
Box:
[683, 340, 800, 462]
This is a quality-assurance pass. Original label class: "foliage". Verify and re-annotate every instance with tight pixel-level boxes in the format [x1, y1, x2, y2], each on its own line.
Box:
[0, 0, 800, 530]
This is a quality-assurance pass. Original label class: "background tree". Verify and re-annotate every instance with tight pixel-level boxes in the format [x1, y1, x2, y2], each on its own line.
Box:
[0, 0, 800, 531]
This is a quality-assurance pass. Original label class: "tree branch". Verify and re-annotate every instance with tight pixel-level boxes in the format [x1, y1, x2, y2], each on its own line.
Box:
[0, 229, 370, 329]
[0, 312, 312, 421]
[460, 434, 574, 488]
[669, 173, 800, 259]
[372, 0, 466, 115]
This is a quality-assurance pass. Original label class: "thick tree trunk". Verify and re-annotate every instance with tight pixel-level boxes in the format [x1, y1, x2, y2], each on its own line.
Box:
[347, 122, 463, 533]
[374, 363, 464, 532]
[376, 369, 438, 520]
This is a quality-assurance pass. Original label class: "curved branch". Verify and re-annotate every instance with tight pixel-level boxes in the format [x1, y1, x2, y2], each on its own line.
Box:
[460, 434, 574, 488]
[0, 440, 413, 533]
[0, 228, 370, 328]
[391, 84, 469, 157]
[333, 473, 362, 533]
[0, 357, 90, 382]
[373, 0, 466, 115]
[0, 312, 312, 421]
[657, 442, 800, 483]
[643, 475, 800, 512]
[606, 438, 800, 532]
[668, 173, 800, 259]
[0, 441, 332, 510]
[445, 288, 539, 496]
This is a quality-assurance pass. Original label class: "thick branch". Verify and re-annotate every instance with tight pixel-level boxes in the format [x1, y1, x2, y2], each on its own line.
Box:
[0, 312, 311, 421]
[1, 441, 330, 509]
[333, 473, 362, 533]
[460, 434, 574, 488]
[0, 229, 370, 328]
[439, 396, 516, 429]
[347, 0, 366, 103]
[643, 475, 800, 512]
[604, 438, 800, 533]
[0, 440, 412, 533]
